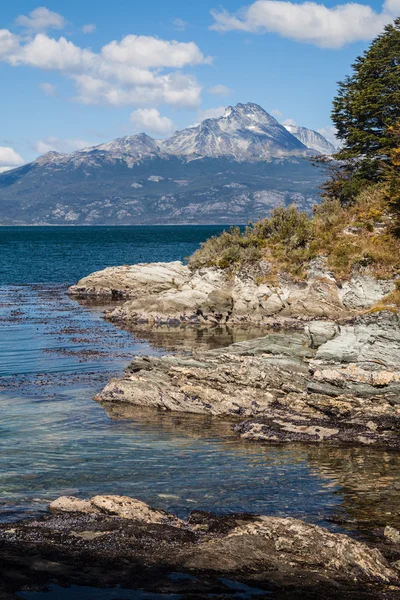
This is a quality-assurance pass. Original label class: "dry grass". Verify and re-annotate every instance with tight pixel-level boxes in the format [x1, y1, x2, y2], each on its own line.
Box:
[188, 185, 400, 282]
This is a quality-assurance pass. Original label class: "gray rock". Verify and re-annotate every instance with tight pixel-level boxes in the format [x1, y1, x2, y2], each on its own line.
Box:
[306, 320, 339, 348]
[69, 259, 395, 324]
[340, 275, 395, 309]
[96, 314, 400, 449]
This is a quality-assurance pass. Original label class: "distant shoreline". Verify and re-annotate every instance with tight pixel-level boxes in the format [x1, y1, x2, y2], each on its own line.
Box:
[0, 222, 242, 227]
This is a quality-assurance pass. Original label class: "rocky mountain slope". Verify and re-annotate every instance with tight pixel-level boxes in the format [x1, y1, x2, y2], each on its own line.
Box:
[0, 103, 332, 225]
[284, 124, 336, 155]
[163, 103, 309, 160]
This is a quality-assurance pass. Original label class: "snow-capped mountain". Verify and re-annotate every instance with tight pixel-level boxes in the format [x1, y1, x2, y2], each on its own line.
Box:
[92, 133, 163, 160]
[162, 103, 309, 161]
[0, 103, 330, 225]
[30, 103, 334, 169]
[284, 125, 336, 155]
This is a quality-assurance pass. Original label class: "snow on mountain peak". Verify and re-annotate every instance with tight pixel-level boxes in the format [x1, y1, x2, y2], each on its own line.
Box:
[284, 124, 336, 155]
[162, 102, 308, 161]
[93, 133, 161, 156]
[30, 104, 336, 171]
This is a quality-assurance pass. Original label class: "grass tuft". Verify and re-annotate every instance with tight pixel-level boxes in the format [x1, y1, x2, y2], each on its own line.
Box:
[188, 185, 400, 283]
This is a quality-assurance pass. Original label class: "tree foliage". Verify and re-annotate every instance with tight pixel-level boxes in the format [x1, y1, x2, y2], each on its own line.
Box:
[329, 17, 400, 201]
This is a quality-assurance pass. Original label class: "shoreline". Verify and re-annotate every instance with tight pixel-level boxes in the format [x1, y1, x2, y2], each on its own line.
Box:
[68, 260, 400, 451]
[1, 494, 400, 599]
[2, 270, 400, 598]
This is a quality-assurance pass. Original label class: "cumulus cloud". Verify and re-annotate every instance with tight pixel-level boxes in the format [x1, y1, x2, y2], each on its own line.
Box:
[282, 117, 297, 126]
[16, 7, 65, 32]
[130, 108, 174, 134]
[39, 82, 57, 96]
[0, 28, 209, 108]
[82, 24, 96, 34]
[271, 108, 282, 117]
[210, 0, 400, 48]
[101, 35, 209, 69]
[0, 146, 25, 167]
[33, 137, 90, 154]
[208, 84, 231, 96]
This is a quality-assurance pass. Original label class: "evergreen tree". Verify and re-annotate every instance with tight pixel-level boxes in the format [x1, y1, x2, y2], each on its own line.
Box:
[330, 17, 400, 200]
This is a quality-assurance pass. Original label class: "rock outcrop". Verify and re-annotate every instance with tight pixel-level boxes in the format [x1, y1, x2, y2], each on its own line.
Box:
[69, 260, 400, 450]
[68, 261, 190, 300]
[0, 495, 398, 599]
[96, 311, 400, 449]
[68, 260, 395, 324]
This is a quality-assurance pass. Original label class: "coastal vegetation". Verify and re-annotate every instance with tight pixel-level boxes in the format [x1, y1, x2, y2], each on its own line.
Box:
[190, 19, 400, 301]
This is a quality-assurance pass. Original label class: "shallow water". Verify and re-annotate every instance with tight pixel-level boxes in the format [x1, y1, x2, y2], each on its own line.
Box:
[1, 226, 400, 549]
[1, 283, 400, 539]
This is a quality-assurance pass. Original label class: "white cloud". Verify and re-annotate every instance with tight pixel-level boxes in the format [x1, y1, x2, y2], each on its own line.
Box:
[16, 7, 65, 32]
[101, 35, 209, 69]
[282, 117, 297, 126]
[172, 18, 188, 31]
[210, 0, 400, 48]
[33, 137, 90, 154]
[82, 24, 96, 34]
[199, 106, 226, 120]
[208, 84, 231, 96]
[0, 28, 209, 108]
[317, 125, 339, 147]
[0, 146, 25, 166]
[39, 82, 57, 96]
[0, 29, 20, 59]
[271, 108, 282, 117]
[73, 72, 202, 108]
[130, 108, 174, 134]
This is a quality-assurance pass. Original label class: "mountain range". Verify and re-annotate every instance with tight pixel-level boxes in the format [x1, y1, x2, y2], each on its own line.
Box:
[0, 103, 333, 225]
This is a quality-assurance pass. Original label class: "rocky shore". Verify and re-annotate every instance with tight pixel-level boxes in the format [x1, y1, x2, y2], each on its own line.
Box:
[1, 494, 400, 599]
[16, 259, 395, 598]
[69, 260, 400, 450]
[68, 260, 395, 324]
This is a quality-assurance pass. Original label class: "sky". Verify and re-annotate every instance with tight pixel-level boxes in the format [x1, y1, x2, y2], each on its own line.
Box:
[0, 0, 398, 169]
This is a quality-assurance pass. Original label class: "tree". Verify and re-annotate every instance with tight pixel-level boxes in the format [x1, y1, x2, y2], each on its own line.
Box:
[384, 122, 400, 231]
[330, 17, 400, 200]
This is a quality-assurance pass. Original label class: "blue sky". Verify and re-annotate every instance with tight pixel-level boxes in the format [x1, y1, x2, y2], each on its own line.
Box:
[0, 0, 397, 167]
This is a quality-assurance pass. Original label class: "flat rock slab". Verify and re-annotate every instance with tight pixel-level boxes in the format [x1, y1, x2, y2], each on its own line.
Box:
[96, 313, 400, 449]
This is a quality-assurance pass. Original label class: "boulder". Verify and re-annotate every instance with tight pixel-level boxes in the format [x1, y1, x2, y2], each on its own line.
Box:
[50, 494, 182, 525]
[306, 320, 340, 348]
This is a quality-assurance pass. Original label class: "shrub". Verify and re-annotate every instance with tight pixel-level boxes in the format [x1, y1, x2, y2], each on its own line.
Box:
[188, 185, 400, 283]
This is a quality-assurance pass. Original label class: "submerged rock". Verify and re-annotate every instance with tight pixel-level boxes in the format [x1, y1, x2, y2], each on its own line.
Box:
[0, 495, 398, 599]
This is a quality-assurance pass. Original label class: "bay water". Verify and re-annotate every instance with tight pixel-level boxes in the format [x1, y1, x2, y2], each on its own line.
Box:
[0, 226, 399, 538]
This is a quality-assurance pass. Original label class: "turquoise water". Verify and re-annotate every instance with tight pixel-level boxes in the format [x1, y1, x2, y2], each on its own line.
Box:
[0, 227, 399, 538]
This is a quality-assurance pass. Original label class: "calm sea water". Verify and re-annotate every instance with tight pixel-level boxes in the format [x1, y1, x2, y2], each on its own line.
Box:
[0, 225, 228, 285]
[0, 227, 399, 541]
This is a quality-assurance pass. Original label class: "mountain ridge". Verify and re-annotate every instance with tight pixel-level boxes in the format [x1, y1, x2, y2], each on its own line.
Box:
[0, 102, 330, 225]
